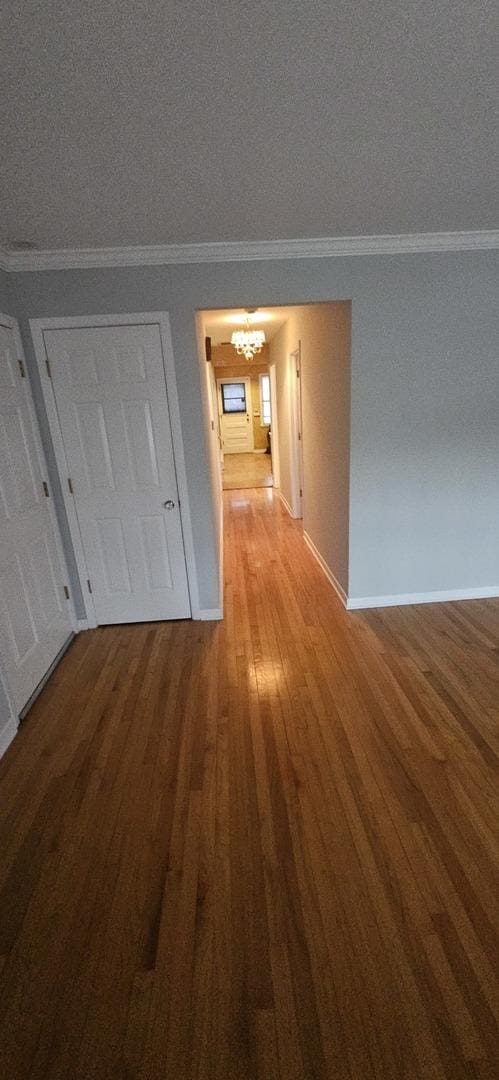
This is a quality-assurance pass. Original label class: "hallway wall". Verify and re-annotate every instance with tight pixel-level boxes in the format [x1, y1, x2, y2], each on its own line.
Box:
[6, 249, 499, 611]
[270, 303, 351, 594]
[196, 315, 223, 615]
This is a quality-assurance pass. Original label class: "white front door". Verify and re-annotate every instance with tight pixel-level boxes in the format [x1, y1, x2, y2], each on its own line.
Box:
[0, 316, 73, 713]
[42, 322, 191, 624]
[218, 378, 253, 453]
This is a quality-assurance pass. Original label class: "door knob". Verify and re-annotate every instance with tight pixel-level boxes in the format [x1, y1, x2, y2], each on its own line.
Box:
[163, 499, 176, 510]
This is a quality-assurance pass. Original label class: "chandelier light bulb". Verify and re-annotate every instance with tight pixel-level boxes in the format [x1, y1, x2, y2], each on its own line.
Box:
[231, 315, 266, 360]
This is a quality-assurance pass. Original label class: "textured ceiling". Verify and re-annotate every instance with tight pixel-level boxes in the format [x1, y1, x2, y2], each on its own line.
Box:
[1, 1, 497, 250]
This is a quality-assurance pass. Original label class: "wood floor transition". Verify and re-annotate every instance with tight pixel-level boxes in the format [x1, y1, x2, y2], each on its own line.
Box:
[222, 451, 273, 490]
[0, 487, 498, 1079]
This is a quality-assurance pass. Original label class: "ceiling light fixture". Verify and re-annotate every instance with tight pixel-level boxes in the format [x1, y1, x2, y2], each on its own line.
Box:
[231, 310, 266, 361]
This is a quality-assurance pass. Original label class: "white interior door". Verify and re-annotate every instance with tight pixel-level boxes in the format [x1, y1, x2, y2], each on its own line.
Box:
[0, 316, 73, 714]
[218, 378, 253, 453]
[42, 322, 191, 624]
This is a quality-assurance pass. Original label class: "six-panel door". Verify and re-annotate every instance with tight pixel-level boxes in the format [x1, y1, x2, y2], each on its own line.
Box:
[42, 323, 191, 624]
[0, 319, 73, 712]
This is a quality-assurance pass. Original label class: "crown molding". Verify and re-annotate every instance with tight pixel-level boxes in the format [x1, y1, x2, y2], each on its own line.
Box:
[1, 230, 498, 272]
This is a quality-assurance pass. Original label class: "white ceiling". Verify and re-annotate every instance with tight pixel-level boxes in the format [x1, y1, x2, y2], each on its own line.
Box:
[1, 1, 497, 251]
[202, 306, 293, 345]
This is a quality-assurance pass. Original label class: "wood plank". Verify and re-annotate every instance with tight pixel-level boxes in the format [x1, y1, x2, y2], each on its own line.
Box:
[0, 486, 498, 1078]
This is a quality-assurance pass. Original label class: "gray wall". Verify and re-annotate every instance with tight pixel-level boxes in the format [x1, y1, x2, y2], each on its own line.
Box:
[6, 249, 499, 612]
[348, 254, 499, 599]
[270, 303, 351, 592]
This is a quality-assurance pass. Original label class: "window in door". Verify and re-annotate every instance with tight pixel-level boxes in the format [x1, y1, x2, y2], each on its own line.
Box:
[259, 373, 271, 425]
[221, 382, 247, 413]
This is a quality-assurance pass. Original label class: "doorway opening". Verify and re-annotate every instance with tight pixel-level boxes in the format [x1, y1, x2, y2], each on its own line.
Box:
[200, 307, 296, 495]
[197, 300, 352, 614]
[205, 320, 278, 492]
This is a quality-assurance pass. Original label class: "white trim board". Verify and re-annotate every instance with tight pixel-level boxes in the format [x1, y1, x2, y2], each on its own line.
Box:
[19, 633, 74, 719]
[278, 490, 296, 518]
[0, 312, 79, 632]
[346, 586, 499, 610]
[1, 230, 498, 271]
[0, 719, 18, 759]
[303, 532, 348, 608]
[30, 311, 202, 624]
[195, 608, 223, 621]
[301, 528, 499, 612]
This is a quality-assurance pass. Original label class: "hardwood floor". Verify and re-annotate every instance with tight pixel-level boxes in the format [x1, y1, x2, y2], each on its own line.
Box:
[1, 487, 499, 1079]
[222, 451, 273, 489]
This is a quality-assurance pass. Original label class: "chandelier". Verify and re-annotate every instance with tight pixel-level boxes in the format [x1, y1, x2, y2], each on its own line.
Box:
[231, 313, 266, 361]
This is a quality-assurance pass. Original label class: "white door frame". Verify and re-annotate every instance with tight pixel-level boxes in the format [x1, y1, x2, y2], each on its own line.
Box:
[0, 312, 78, 630]
[288, 344, 304, 519]
[30, 312, 201, 624]
[268, 362, 280, 488]
[217, 375, 254, 452]
[0, 664, 17, 758]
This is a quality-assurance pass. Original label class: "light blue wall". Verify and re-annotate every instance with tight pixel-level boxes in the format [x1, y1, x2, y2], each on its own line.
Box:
[7, 249, 499, 611]
[348, 254, 499, 598]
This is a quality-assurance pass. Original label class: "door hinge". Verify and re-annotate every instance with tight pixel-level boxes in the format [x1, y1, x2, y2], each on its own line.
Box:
[299, 488, 303, 498]
[42, 481, 49, 497]
[18, 358, 26, 378]
[87, 579, 92, 594]
[296, 369, 300, 378]
[298, 431, 302, 441]
[67, 477, 74, 494]
[45, 358, 52, 379]
[63, 585, 70, 600]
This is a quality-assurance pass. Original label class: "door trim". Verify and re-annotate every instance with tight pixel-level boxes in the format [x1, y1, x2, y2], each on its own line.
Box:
[30, 312, 201, 623]
[269, 362, 280, 488]
[0, 312, 78, 631]
[217, 375, 254, 453]
[288, 345, 304, 519]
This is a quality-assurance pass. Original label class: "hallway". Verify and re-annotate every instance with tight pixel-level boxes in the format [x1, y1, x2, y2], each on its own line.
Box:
[222, 451, 273, 490]
[0, 488, 498, 1079]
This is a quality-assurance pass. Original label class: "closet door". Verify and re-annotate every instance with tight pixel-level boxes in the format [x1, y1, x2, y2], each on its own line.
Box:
[0, 316, 73, 714]
[41, 320, 191, 624]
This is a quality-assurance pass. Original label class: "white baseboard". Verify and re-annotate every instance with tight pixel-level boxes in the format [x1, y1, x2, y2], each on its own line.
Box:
[303, 532, 348, 607]
[192, 607, 223, 621]
[279, 490, 295, 518]
[18, 634, 75, 720]
[77, 618, 90, 631]
[346, 585, 499, 610]
[0, 719, 18, 759]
